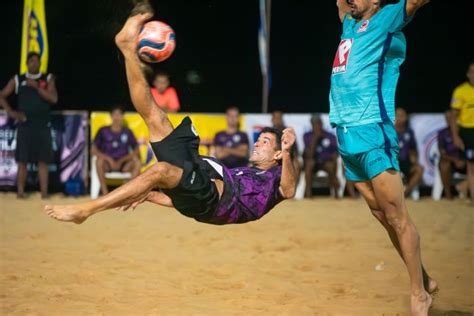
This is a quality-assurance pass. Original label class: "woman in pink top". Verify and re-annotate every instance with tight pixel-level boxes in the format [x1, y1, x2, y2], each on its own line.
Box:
[150, 72, 180, 112]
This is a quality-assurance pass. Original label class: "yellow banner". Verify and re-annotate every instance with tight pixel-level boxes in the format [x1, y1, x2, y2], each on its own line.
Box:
[20, 0, 49, 74]
[90, 112, 243, 171]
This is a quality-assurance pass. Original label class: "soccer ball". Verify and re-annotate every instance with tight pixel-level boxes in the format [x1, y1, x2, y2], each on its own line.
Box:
[137, 21, 176, 63]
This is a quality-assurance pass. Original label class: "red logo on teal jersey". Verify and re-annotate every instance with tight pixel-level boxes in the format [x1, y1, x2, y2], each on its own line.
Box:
[332, 39, 353, 75]
[357, 20, 369, 33]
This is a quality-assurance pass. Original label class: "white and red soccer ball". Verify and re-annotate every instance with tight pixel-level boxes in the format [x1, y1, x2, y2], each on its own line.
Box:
[137, 21, 176, 63]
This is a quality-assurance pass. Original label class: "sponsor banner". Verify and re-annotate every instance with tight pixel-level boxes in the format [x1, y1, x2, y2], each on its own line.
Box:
[90, 112, 239, 167]
[0, 111, 88, 189]
[409, 114, 446, 186]
[243, 113, 333, 155]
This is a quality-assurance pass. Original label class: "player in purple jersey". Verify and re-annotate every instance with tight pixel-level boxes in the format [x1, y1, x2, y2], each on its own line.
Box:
[395, 108, 424, 197]
[438, 111, 467, 199]
[44, 5, 297, 226]
[213, 106, 249, 168]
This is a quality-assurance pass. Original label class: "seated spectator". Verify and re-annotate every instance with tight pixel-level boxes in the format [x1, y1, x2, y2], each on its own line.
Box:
[271, 110, 301, 176]
[213, 106, 249, 168]
[150, 71, 180, 112]
[92, 105, 141, 195]
[395, 108, 424, 197]
[438, 110, 468, 199]
[303, 115, 339, 198]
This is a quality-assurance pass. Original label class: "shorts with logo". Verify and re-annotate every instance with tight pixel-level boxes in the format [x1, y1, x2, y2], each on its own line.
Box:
[150, 117, 220, 220]
[336, 121, 400, 182]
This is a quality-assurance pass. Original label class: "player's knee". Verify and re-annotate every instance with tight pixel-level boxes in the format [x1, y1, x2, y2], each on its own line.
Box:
[150, 162, 168, 175]
[383, 204, 407, 233]
[152, 162, 177, 179]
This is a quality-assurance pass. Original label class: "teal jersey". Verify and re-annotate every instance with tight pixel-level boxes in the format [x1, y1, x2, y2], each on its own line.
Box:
[329, 0, 412, 127]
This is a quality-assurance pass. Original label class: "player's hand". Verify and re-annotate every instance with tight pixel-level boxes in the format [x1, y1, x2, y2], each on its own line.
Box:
[281, 128, 296, 152]
[453, 136, 465, 151]
[116, 194, 149, 212]
[26, 79, 39, 90]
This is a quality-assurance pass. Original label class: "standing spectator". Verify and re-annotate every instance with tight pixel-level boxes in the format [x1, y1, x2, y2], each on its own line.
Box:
[150, 71, 180, 112]
[271, 110, 301, 177]
[303, 115, 339, 198]
[213, 106, 249, 168]
[0, 52, 58, 199]
[92, 105, 141, 195]
[438, 111, 467, 199]
[450, 62, 474, 204]
[395, 108, 424, 197]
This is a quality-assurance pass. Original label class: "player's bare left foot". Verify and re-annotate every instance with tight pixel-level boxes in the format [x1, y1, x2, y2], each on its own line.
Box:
[44, 204, 90, 224]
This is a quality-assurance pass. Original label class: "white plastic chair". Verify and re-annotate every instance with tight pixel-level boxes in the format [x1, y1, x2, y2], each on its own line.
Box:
[90, 156, 131, 199]
[301, 156, 345, 198]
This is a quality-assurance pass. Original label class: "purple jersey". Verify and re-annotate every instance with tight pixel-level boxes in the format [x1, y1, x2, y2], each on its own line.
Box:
[303, 130, 338, 163]
[397, 128, 417, 162]
[94, 126, 138, 160]
[213, 131, 249, 168]
[198, 158, 283, 225]
[438, 127, 460, 159]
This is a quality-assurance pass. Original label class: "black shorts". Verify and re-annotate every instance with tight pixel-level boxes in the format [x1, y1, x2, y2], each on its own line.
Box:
[399, 159, 411, 178]
[15, 121, 53, 163]
[460, 127, 474, 162]
[150, 117, 220, 219]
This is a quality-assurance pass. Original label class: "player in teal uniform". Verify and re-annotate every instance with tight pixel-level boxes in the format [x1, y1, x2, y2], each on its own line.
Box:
[330, 0, 435, 315]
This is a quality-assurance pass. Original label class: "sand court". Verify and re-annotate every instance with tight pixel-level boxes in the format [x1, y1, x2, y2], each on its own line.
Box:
[1, 193, 473, 315]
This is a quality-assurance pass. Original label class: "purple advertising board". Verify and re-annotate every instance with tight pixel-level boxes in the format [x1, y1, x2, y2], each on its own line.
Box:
[0, 111, 88, 192]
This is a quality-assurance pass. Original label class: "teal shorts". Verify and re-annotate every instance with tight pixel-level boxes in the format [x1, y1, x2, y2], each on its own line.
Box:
[336, 122, 400, 182]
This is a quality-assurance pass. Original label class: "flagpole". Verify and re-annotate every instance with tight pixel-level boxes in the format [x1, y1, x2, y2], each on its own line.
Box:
[260, 0, 271, 113]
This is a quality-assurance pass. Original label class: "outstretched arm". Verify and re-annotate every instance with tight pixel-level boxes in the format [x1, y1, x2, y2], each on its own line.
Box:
[278, 128, 297, 199]
[406, 0, 430, 17]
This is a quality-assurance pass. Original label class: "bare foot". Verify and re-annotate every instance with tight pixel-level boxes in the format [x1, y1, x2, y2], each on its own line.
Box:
[44, 204, 89, 224]
[115, 3, 153, 53]
[411, 291, 432, 316]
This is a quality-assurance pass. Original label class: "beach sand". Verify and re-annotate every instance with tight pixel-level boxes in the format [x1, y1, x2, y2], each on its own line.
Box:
[1, 193, 473, 315]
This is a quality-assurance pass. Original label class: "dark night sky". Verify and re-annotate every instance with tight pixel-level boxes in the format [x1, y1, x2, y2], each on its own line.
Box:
[1, 0, 472, 113]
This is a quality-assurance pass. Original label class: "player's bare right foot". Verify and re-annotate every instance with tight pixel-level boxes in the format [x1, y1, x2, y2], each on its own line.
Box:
[115, 3, 153, 53]
[411, 291, 432, 316]
[44, 204, 90, 224]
